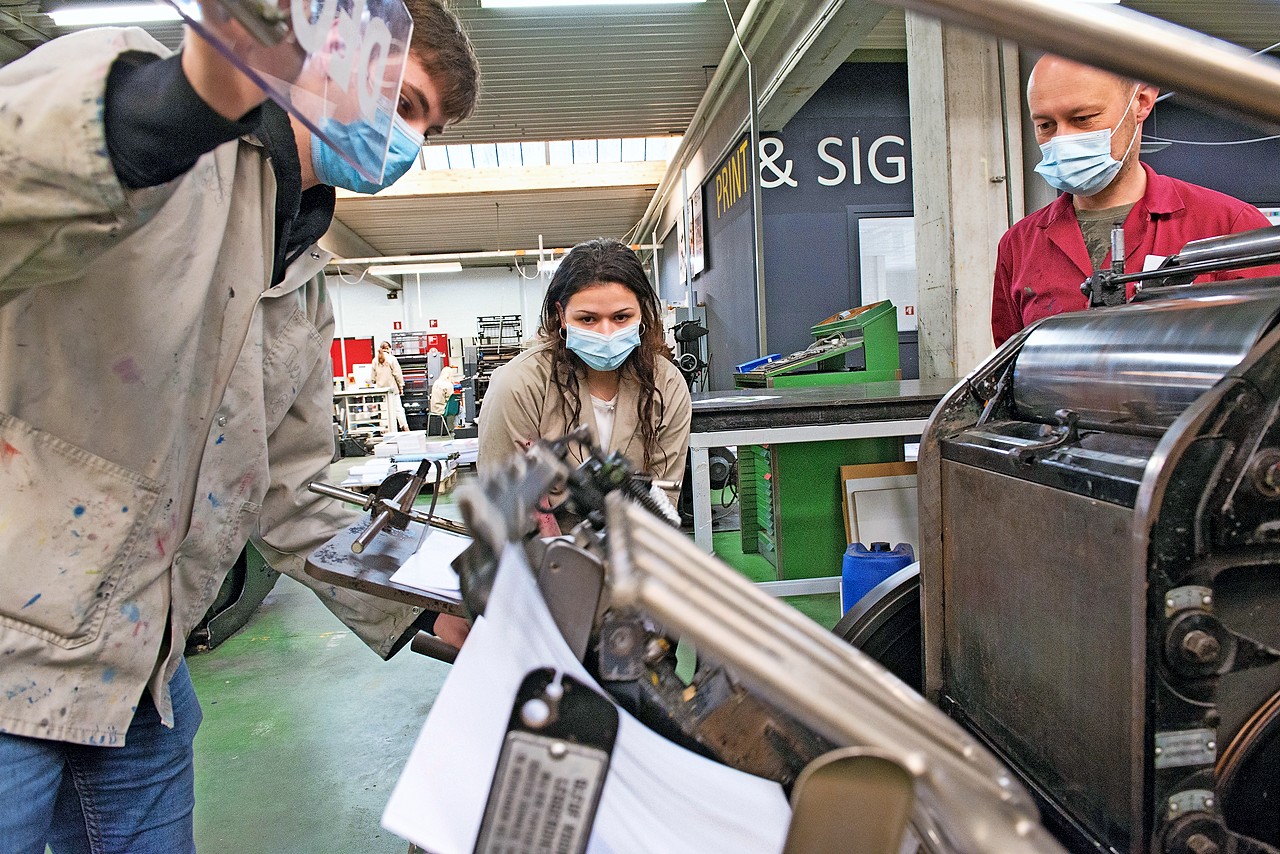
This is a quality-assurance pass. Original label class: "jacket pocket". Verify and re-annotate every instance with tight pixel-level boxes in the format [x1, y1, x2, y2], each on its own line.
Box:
[0, 413, 161, 648]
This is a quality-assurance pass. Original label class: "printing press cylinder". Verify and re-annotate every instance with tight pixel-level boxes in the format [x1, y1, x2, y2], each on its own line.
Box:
[916, 279, 1280, 854]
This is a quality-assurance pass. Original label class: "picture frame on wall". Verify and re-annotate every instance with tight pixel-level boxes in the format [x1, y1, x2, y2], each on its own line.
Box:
[689, 188, 706, 277]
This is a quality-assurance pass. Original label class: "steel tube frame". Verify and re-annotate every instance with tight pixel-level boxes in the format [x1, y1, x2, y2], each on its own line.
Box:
[881, 0, 1280, 127]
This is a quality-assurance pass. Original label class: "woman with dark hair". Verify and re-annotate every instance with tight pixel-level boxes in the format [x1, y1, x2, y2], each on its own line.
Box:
[478, 238, 692, 528]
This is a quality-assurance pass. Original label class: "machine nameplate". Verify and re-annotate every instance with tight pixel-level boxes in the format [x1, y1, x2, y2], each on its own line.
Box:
[1164, 585, 1213, 617]
[1166, 788, 1216, 821]
[475, 731, 609, 854]
[1154, 729, 1217, 770]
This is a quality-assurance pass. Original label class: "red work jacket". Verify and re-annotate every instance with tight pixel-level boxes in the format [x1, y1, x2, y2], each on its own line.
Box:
[992, 162, 1280, 346]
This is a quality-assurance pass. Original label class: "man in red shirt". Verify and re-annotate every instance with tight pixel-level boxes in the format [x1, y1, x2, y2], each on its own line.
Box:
[992, 55, 1280, 346]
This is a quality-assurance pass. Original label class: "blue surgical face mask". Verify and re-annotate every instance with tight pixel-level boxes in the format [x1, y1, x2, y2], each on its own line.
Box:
[311, 111, 424, 195]
[1034, 86, 1140, 197]
[565, 323, 642, 372]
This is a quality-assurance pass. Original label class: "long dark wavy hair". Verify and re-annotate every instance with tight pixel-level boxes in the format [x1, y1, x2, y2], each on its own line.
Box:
[540, 238, 670, 472]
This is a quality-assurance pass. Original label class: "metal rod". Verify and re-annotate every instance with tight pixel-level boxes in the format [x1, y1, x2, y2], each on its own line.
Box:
[1106, 250, 1280, 288]
[723, 0, 769, 357]
[307, 481, 469, 536]
[329, 245, 662, 269]
[880, 0, 1280, 127]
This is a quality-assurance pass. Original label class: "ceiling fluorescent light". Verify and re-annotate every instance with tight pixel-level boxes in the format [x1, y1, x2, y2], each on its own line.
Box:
[366, 262, 463, 276]
[49, 2, 183, 26]
[482, 0, 703, 8]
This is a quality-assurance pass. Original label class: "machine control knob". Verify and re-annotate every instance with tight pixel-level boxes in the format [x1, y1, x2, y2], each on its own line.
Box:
[1249, 448, 1280, 499]
[1162, 813, 1229, 854]
[1181, 630, 1222, 665]
[1185, 833, 1220, 854]
[1165, 612, 1231, 679]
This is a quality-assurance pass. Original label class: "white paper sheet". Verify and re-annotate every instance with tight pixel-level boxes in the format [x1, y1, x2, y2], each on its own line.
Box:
[387, 529, 472, 598]
[694, 395, 780, 405]
[383, 545, 792, 854]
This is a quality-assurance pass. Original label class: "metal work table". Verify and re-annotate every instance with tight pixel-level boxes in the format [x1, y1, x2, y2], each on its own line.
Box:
[689, 378, 955, 594]
[305, 518, 466, 617]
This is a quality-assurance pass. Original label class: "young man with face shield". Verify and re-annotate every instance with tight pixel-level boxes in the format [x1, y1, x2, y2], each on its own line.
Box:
[991, 55, 1280, 346]
[0, 3, 477, 850]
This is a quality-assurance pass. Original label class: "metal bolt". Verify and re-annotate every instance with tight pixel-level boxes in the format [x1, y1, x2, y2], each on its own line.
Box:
[1185, 832, 1220, 854]
[520, 698, 552, 729]
[1169, 801, 1180, 813]
[1204, 796, 1215, 809]
[216, 414, 228, 427]
[1202, 595, 1213, 606]
[548, 740, 568, 760]
[1264, 461, 1280, 491]
[1155, 746, 1164, 756]
[1166, 598, 1176, 609]
[1206, 741, 1216, 752]
[1182, 630, 1221, 664]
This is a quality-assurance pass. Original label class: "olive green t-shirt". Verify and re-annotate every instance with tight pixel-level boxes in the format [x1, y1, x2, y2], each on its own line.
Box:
[1076, 202, 1137, 270]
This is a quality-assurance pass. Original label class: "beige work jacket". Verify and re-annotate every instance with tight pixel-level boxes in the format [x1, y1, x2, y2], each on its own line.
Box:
[0, 28, 424, 746]
[477, 344, 692, 503]
[372, 353, 404, 394]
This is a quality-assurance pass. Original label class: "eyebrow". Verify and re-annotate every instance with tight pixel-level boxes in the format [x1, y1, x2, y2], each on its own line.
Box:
[402, 81, 430, 121]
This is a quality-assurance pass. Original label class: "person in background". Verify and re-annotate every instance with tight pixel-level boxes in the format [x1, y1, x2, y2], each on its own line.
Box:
[992, 55, 1280, 346]
[478, 238, 692, 532]
[374, 341, 411, 432]
[429, 364, 464, 430]
[0, 2, 478, 849]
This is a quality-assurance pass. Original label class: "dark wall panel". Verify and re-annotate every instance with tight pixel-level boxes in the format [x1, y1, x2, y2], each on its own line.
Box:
[1143, 100, 1280, 207]
[763, 212, 852, 356]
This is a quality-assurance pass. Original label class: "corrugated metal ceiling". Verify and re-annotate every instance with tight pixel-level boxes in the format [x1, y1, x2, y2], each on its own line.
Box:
[6, 1, 1277, 261]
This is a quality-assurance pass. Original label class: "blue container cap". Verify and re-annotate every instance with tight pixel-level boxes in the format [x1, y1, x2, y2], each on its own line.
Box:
[846, 541, 914, 560]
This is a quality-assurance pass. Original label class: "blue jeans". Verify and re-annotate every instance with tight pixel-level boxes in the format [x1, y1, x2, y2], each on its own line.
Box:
[0, 659, 201, 854]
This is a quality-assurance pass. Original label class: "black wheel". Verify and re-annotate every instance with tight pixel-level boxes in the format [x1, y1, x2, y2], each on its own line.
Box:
[832, 564, 923, 694]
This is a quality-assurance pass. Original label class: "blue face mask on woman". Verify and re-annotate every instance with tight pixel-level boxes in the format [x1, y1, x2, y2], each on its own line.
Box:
[1034, 86, 1140, 197]
[565, 323, 642, 372]
[311, 111, 424, 195]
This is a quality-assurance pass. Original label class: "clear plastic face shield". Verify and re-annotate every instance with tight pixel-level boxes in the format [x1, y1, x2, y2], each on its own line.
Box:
[164, 0, 413, 185]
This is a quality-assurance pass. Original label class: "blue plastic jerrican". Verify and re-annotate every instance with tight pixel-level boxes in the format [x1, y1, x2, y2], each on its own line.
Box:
[841, 541, 915, 614]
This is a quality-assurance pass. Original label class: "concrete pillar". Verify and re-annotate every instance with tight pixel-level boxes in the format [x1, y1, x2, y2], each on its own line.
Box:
[906, 15, 1024, 378]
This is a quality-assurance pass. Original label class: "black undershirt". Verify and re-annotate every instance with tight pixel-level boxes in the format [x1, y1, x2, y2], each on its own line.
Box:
[102, 52, 441, 638]
[103, 51, 335, 286]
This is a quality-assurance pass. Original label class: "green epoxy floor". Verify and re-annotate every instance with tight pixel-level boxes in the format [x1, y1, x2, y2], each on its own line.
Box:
[189, 574, 452, 853]
[186, 458, 840, 851]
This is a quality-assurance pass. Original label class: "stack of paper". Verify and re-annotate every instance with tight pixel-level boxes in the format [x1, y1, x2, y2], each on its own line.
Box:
[382, 545, 792, 853]
[388, 528, 472, 599]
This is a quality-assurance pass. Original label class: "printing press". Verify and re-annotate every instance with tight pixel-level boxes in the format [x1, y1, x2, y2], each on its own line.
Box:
[437, 229, 1280, 854]
[440, 427, 1064, 853]
[917, 227, 1280, 854]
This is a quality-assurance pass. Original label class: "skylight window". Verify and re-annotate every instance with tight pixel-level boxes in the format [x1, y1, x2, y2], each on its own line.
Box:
[410, 137, 679, 171]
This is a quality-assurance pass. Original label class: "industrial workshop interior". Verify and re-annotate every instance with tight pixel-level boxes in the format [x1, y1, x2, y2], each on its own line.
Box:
[5, 0, 1280, 851]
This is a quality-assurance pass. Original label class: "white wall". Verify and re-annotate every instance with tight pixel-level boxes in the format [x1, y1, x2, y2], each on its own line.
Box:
[327, 266, 551, 360]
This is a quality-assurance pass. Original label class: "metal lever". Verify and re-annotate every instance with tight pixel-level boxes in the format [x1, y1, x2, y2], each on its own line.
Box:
[1082, 222, 1129, 308]
[1009, 408, 1081, 465]
[308, 465, 469, 545]
[351, 459, 434, 553]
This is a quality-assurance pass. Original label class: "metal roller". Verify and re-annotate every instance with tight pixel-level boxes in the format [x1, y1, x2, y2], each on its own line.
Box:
[1011, 291, 1280, 430]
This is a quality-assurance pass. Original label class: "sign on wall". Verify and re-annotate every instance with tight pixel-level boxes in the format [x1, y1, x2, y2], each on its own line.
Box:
[858, 217, 917, 332]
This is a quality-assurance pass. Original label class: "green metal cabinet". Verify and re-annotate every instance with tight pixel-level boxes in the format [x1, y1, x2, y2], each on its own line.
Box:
[735, 301, 904, 580]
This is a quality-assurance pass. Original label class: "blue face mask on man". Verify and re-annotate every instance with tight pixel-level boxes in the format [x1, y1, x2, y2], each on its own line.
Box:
[1034, 86, 1140, 197]
[565, 323, 642, 372]
[311, 111, 424, 195]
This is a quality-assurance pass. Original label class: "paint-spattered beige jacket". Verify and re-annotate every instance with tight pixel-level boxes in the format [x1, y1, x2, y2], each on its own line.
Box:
[0, 28, 425, 747]
[477, 343, 692, 503]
